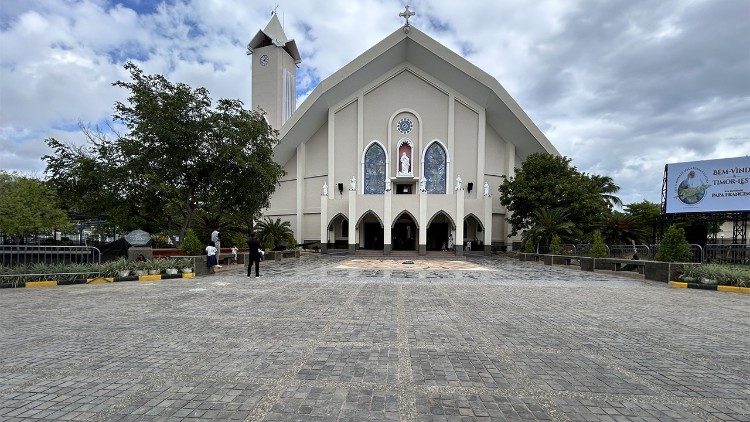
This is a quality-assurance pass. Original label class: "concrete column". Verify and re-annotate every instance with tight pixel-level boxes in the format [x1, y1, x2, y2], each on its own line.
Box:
[418, 188, 427, 255]
[348, 185, 357, 254]
[295, 143, 305, 243]
[383, 187, 392, 255]
[455, 182, 465, 256]
[483, 193, 492, 256]
[320, 192, 328, 254]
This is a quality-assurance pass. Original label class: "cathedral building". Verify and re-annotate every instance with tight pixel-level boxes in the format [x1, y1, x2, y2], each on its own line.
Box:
[248, 10, 559, 255]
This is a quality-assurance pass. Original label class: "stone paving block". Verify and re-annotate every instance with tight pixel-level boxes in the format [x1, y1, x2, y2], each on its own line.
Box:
[410, 348, 521, 389]
[185, 343, 305, 379]
[415, 391, 552, 421]
[324, 320, 398, 344]
[265, 385, 399, 421]
[513, 351, 655, 395]
[548, 397, 706, 421]
[297, 345, 399, 384]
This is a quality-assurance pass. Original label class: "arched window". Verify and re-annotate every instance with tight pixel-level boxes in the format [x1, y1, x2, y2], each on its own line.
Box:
[364, 143, 386, 194]
[423, 142, 447, 193]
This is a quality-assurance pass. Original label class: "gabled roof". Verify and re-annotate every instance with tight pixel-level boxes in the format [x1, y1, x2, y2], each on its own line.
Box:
[247, 13, 301, 64]
[274, 26, 558, 164]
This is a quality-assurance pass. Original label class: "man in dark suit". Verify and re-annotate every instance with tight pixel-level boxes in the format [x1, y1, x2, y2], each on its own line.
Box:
[247, 233, 262, 278]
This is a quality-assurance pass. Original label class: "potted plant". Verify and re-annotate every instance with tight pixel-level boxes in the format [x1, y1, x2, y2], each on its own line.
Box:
[134, 260, 148, 276]
[178, 257, 193, 274]
[113, 259, 131, 278]
[164, 258, 179, 275]
[147, 259, 161, 275]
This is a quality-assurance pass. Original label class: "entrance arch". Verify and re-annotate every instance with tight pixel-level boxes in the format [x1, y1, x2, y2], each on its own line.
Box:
[356, 210, 384, 250]
[391, 210, 418, 251]
[463, 213, 484, 251]
[427, 211, 455, 251]
[327, 213, 348, 249]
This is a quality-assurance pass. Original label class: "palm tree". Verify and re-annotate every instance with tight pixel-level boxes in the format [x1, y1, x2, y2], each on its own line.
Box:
[255, 217, 296, 251]
[600, 212, 645, 245]
[591, 174, 622, 207]
[522, 208, 576, 252]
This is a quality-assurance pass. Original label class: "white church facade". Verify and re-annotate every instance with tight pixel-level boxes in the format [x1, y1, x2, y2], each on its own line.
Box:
[248, 11, 559, 255]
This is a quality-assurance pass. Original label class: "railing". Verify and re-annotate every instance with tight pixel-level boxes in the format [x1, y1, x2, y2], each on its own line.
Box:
[0, 245, 101, 267]
[607, 244, 652, 259]
[704, 244, 750, 264]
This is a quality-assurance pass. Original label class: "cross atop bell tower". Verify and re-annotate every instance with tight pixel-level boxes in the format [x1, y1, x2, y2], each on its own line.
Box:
[247, 12, 302, 130]
[399, 5, 415, 33]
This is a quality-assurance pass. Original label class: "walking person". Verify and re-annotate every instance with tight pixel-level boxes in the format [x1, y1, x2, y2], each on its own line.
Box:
[247, 233, 262, 278]
[206, 241, 218, 274]
[211, 227, 222, 267]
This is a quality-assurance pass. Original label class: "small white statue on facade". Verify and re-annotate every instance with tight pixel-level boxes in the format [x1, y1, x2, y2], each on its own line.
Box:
[385, 179, 392, 191]
[322, 182, 328, 196]
[455, 174, 463, 191]
[483, 181, 490, 197]
[400, 152, 411, 175]
[350, 176, 356, 191]
[419, 178, 427, 192]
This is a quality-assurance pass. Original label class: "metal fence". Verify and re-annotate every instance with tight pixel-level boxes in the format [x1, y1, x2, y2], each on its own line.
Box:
[704, 244, 750, 265]
[0, 245, 101, 267]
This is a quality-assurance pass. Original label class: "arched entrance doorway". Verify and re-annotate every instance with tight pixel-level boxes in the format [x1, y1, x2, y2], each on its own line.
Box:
[357, 211, 384, 250]
[427, 211, 455, 251]
[392, 211, 417, 251]
[463, 214, 484, 252]
[327, 213, 348, 249]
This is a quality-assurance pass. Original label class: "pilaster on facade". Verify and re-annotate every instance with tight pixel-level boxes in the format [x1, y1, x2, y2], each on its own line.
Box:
[296, 143, 305, 243]
[327, 108, 335, 193]
[348, 188, 357, 253]
[418, 190, 427, 255]
[483, 194, 492, 255]
[477, 108, 486, 193]
[383, 189, 392, 255]
[447, 93, 455, 192]
[320, 193, 328, 254]
[455, 186, 465, 255]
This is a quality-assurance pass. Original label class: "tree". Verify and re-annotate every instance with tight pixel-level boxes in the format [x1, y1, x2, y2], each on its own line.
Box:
[655, 226, 691, 262]
[589, 230, 608, 258]
[255, 217, 296, 251]
[521, 208, 576, 252]
[499, 153, 618, 238]
[44, 63, 284, 244]
[549, 235, 563, 255]
[180, 229, 203, 256]
[624, 200, 661, 244]
[600, 212, 645, 245]
[0, 172, 72, 238]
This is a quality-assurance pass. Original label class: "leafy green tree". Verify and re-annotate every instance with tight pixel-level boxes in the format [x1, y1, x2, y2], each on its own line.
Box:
[44, 63, 283, 245]
[600, 212, 645, 245]
[521, 208, 576, 251]
[499, 153, 618, 238]
[549, 235, 563, 255]
[522, 239, 534, 253]
[180, 229, 203, 256]
[624, 200, 661, 244]
[655, 226, 691, 262]
[590, 230, 608, 258]
[0, 172, 72, 238]
[255, 217, 296, 251]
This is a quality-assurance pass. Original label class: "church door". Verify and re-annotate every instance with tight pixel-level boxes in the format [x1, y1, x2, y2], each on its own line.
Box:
[392, 214, 417, 251]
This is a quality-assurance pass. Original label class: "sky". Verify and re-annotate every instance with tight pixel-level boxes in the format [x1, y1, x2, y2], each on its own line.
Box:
[1, 0, 749, 205]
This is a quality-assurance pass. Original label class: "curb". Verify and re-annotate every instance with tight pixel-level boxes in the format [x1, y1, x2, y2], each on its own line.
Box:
[4, 272, 196, 289]
[669, 280, 750, 294]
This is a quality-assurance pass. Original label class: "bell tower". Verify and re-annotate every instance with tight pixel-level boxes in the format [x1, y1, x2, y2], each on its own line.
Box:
[247, 12, 301, 130]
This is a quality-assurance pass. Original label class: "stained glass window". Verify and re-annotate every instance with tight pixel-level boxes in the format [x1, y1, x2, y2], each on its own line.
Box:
[424, 142, 447, 194]
[364, 144, 386, 194]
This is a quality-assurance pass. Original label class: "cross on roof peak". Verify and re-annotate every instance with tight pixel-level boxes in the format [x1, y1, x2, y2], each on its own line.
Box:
[399, 5, 415, 32]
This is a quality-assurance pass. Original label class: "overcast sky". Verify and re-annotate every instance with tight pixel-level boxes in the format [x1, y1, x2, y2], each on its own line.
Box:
[1, 0, 748, 205]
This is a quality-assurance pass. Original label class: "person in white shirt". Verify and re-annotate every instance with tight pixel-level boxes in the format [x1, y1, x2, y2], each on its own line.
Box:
[206, 242, 218, 274]
[231, 246, 238, 263]
[210, 228, 222, 268]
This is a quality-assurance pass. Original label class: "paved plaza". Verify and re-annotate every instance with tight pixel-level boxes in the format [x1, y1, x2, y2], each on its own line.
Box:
[1, 255, 748, 421]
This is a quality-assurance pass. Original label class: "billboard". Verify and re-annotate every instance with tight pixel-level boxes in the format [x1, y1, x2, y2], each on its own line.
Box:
[665, 156, 750, 213]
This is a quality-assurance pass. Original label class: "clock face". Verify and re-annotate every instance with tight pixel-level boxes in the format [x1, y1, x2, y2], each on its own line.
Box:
[259, 54, 269, 66]
[397, 117, 413, 134]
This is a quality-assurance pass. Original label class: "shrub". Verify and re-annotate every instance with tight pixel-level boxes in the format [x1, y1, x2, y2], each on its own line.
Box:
[522, 239, 534, 253]
[589, 230, 607, 258]
[181, 229, 203, 256]
[655, 226, 691, 262]
[680, 264, 750, 287]
[549, 235, 563, 255]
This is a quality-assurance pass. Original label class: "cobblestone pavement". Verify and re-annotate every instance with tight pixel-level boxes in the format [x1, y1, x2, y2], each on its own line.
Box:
[1, 255, 748, 421]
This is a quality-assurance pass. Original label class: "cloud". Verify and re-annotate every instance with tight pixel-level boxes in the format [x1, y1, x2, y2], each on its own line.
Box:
[1, 0, 748, 207]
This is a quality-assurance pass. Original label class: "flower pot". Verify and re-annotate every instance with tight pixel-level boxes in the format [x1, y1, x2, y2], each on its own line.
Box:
[148, 269, 161, 275]
[118, 270, 131, 278]
[165, 268, 178, 275]
[135, 270, 147, 276]
[181, 267, 193, 274]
